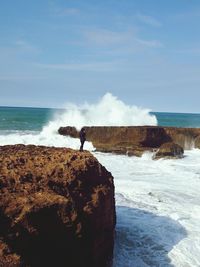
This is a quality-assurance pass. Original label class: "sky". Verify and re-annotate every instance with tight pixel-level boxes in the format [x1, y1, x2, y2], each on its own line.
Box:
[0, 0, 200, 112]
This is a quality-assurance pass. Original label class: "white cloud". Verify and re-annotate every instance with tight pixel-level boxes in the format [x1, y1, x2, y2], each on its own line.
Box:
[14, 40, 40, 54]
[80, 27, 163, 51]
[57, 7, 80, 16]
[136, 38, 163, 48]
[136, 13, 162, 27]
[173, 9, 200, 20]
[83, 29, 135, 46]
[36, 61, 118, 72]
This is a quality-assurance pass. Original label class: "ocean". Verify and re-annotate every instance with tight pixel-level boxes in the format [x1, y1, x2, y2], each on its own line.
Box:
[0, 94, 200, 267]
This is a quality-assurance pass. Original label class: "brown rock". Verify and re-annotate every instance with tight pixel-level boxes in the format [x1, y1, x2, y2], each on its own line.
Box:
[194, 135, 200, 148]
[58, 126, 171, 156]
[154, 142, 184, 159]
[164, 128, 199, 149]
[58, 126, 200, 156]
[0, 145, 115, 267]
[0, 241, 21, 266]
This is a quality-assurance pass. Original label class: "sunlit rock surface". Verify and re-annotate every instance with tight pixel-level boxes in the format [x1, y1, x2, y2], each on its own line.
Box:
[0, 145, 115, 267]
[59, 126, 200, 157]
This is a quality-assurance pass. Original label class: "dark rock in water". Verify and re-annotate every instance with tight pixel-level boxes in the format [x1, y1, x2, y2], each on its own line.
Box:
[164, 128, 198, 150]
[0, 145, 115, 267]
[154, 142, 184, 159]
[194, 135, 200, 149]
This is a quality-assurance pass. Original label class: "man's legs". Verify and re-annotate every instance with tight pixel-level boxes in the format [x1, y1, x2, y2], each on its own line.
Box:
[80, 140, 85, 151]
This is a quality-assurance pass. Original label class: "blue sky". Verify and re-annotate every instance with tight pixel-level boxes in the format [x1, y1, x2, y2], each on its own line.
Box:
[0, 0, 200, 112]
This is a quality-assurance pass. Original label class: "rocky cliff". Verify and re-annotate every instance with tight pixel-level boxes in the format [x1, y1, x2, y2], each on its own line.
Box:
[58, 126, 200, 156]
[0, 145, 115, 267]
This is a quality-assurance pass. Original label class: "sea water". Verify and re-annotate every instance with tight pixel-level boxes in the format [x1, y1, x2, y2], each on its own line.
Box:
[0, 93, 200, 267]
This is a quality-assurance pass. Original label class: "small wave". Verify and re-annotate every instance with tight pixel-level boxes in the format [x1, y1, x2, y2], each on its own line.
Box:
[0, 131, 94, 150]
[0, 130, 40, 136]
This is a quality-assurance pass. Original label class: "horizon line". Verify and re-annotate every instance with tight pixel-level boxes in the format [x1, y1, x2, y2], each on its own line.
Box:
[0, 105, 199, 115]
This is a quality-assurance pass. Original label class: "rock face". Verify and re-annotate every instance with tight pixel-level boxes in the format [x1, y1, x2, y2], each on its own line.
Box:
[195, 135, 200, 148]
[164, 128, 200, 149]
[154, 142, 184, 159]
[58, 126, 200, 157]
[58, 126, 172, 156]
[0, 145, 115, 267]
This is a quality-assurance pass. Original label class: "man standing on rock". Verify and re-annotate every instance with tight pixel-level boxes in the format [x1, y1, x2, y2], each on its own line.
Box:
[79, 127, 86, 151]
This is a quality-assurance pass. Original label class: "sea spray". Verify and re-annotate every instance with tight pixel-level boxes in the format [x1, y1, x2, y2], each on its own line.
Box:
[0, 93, 157, 147]
[44, 92, 157, 131]
[0, 130, 94, 150]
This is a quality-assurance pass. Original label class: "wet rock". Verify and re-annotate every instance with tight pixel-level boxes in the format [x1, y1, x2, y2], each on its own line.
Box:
[154, 142, 184, 159]
[165, 128, 198, 150]
[194, 135, 200, 148]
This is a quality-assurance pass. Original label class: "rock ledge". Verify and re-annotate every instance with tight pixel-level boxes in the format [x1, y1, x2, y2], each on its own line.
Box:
[0, 145, 115, 267]
[58, 126, 200, 158]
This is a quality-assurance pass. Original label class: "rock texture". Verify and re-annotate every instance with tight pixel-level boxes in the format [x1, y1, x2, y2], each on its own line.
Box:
[194, 135, 200, 148]
[164, 127, 200, 149]
[58, 126, 200, 157]
[154, 142, 184, 159]
[0, 145, 115, 267]
[58, 126, 171, 156]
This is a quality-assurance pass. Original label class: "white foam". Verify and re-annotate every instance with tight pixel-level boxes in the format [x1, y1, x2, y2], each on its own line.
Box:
[0, 93, 156, 149]
[94, 150, 200, 267]
[0, 130, 94, 150]
[45, 92, 157, 131]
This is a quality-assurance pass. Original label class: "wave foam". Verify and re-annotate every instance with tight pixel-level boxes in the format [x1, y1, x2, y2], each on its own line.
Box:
[44, 93, 157, 132]
[0, 93, 157, 148]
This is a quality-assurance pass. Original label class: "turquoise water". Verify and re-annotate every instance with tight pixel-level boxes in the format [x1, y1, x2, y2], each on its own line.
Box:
[152, 112, 200, 128]
[0, 107, 200, 132]
[0, 107, 53, 131]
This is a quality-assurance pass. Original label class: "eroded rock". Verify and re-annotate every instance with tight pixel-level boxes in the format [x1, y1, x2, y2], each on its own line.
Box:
[58, 126, 172, 156]
[58, 126, 200, 157]
[194, 135, 200, 148]
[154, 142, 184, 159]
[0, 145, 115, 267]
